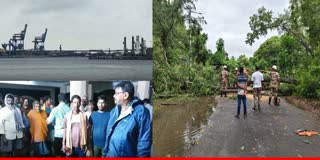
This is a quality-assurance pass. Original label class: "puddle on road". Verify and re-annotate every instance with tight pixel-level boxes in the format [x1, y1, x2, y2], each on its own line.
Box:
[153, 96, 216, 157]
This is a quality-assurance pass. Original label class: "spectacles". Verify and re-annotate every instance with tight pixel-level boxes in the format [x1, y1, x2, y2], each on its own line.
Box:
[114, 92, 125, 95]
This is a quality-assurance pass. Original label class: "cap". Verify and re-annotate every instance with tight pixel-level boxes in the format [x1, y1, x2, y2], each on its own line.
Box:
[223, 65, 227, 69]
[272, 65, 277, 70]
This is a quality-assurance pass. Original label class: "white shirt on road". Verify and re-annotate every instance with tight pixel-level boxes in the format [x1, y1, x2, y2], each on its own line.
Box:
[252, 71, 264, 88]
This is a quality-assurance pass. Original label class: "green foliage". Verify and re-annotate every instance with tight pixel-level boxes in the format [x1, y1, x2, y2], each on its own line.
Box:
[296, 66, 320, 98]
[210, 38, 228, 65]
[253, 36, 282, 67]
[189, 64, 220, 96]
[279, 84, 296, 96]
[153, 0, 217, 97]
[247, 0, 320, 99]
[246, 7, 274, 46]
[246, 0, 315, 57]
[237, 55, 250, 67]
[300, 0, 320, 49]
[253, 35, 305, 77]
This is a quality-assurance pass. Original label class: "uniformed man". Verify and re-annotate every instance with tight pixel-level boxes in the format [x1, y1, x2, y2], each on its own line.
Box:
[269, 65, 280, 105]
[233, 67, 239, 88]
[221, 65, 229, 97]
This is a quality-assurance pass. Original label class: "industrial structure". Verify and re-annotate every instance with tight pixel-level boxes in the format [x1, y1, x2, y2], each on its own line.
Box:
[1, 24, 152, 60]
[33, 28, 48, 51]
[1, 24, 28, 55]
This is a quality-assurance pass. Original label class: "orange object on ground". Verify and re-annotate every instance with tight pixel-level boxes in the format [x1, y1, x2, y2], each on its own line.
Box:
[296, 130, 319, 136]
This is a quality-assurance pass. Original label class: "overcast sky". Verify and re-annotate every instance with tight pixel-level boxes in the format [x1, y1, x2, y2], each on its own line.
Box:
[0, 0, 152, 50]
[195, 0, 289, 58]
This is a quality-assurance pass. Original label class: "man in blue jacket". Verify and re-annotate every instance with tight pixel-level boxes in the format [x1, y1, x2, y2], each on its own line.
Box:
[103, 81, 152, 157]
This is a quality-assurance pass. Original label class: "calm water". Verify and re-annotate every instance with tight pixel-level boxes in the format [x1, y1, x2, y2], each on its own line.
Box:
[153, 96, 216, 157]
[0, 57, 152, 80]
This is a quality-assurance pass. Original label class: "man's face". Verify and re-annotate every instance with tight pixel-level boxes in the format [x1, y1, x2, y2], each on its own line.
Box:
[33, 103, 40, 112]
[6, 97, 14, 106]
[19, 98, 23, 103]
[46, 98, 52, 106]
[97, 99, 106, 111]
[23, 99, 28, 106]
[14, 97, 18, 104]
[113, 88, 125, 105]
[72, 98, 81, 112]
[82, 97, 88, 106]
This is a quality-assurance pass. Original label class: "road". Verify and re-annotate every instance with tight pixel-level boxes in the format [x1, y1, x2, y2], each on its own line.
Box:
[0, 57, 152, 80]
[187, 95, 320, 157]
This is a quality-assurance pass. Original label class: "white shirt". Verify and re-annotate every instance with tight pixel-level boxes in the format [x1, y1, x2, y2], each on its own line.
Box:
[251, 71, 264, 88]
[0, 106, 24, 140]
[71, 114, 81, 124]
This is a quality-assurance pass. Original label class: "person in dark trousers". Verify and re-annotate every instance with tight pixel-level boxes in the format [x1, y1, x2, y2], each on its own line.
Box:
[235, 67, 248, 118]
[47, 93, 71, 157]
[89, 95, 111, 157]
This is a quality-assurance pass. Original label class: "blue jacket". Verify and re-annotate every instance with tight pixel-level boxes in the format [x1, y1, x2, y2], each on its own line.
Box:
[103, 97, 152, 157]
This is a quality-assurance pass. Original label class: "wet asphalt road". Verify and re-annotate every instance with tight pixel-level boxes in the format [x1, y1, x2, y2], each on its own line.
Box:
[188, 95, 320, 157]
[0, 57, 152, 80]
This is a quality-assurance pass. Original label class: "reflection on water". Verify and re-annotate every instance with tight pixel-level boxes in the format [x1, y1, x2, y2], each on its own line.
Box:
[153, 96, 216, 157]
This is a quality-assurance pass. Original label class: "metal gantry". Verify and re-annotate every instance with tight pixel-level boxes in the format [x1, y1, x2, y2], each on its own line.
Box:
[33, 28, 48, 51]
[1, 24, 28, 55]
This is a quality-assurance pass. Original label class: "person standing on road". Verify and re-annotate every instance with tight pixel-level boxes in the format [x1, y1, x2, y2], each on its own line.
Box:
[251, 66, 264, 110]
[235, 67, 248, 118]
[269, 65, 280, 106]
[221, 65, 229, 97]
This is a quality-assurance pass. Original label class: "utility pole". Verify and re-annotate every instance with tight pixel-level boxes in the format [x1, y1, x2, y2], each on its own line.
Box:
[185, 5, 202, 67]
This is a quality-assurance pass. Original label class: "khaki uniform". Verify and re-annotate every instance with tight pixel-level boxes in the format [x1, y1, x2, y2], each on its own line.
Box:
[221, 70, 229, 91]
[233, 71, 239, 87]
[269, 71, 280, 98]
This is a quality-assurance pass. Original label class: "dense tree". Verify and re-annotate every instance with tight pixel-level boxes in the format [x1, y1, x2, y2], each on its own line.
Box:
[247, 0, 320, 98]
[153, 0, 218, 97]
[211, 38, 228, 65]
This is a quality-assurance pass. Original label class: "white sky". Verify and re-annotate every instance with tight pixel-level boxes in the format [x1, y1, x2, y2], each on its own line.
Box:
[195, 0, 289, 58]
[0, 0, 152, 50]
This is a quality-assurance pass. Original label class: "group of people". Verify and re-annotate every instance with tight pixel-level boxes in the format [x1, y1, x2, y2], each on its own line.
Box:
[0, 81, 152, 157]
[221, 65, 280, 118]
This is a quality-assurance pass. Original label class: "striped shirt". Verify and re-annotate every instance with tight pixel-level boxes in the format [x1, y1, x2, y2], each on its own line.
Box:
[237, 73, 248, 95]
